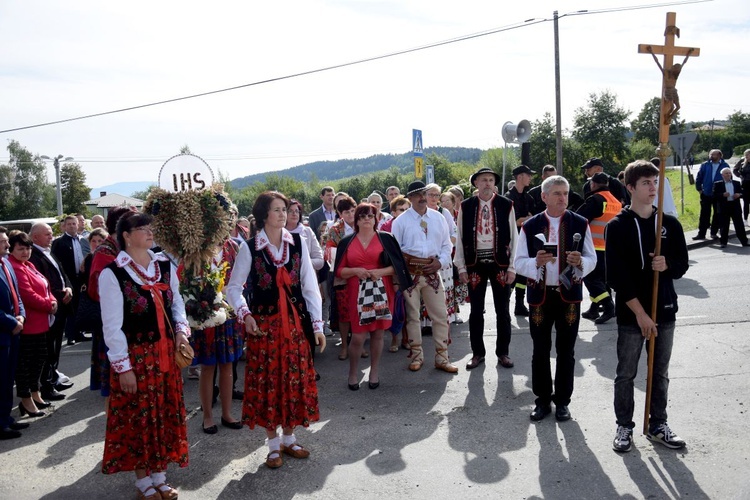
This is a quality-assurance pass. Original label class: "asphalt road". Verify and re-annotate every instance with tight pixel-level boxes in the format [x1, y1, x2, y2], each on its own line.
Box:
[1, 239, 748, 499]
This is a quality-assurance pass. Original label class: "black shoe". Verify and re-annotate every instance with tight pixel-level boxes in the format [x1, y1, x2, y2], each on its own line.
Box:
[711, 234, 719, 240]
[9, 421, 30, 430]
[54, 381, 74, 392]
[202, 423, 218, 434]
[515, 304, 530, 316]
[66, 339, 76, 346]
[466, 356, 485, 370]
[315, 370, 321, 381]
[232, 390, 244, 400]
[720, 244, 727, 248]
[530, 405, 551, 421]
[221, 417, 243, 429]
[33, 399, 51, 409]
[0, 428, 22, 440]
[40, 389, 65, 401]
[581, 303, 600, 320]
[18, 402, 45, 417]
[594, 309, 615, 325]
[691, 235, 706, 241]
[348, 383, 360, 391]
[555, 405, 571, 421]
[368, 381, 380, 390]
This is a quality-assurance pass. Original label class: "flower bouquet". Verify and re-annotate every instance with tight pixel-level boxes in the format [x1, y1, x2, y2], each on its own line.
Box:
[179, 261, 233, 330]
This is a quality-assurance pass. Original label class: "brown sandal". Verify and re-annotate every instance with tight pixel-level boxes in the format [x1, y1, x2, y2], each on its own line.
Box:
[265, 450, 283, 468]
[281, 442, 310, 459]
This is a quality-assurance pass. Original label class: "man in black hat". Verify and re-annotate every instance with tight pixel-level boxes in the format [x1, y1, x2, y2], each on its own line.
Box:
[455, 168, 518, 369]
[581, 158, 629, 205]
[391, 181, 459, 374]
[506, 165, 536, 317]
[576, 172, 622, 324]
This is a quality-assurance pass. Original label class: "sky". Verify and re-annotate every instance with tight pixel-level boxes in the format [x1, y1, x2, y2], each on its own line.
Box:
[1, 0, 748, 190]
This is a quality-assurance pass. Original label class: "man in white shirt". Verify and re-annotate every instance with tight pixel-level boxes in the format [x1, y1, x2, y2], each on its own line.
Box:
[391, 181, 458, 374]
[514, 176, 597, 422]
[454, 167, 518, 370]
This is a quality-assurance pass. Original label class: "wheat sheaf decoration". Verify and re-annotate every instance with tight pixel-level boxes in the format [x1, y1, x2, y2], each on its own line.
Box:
[144, 184, 233, 274]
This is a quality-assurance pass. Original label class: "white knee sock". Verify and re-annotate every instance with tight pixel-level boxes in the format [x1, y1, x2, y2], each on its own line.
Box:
[135, 476, 153, 494]
[267, 436, 281, 453]
[151, 471, 167, 489]
[282, 433, 296, 447]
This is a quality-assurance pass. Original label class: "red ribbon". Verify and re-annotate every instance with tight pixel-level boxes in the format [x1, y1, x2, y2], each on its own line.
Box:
[276, 266, 302, 340]
[141, 282, 171, 370]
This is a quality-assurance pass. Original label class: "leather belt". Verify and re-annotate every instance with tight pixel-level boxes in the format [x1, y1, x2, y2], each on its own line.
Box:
[476, 249, 495, 264]
[403, 253, 432, 275]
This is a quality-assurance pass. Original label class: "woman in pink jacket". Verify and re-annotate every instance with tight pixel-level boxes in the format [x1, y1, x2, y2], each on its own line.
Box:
[8, 231, 57, 417]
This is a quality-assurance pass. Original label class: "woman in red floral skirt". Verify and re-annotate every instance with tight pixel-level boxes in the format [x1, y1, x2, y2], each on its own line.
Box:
[226, 191, 326, 469]
[99, 212, 190, 500]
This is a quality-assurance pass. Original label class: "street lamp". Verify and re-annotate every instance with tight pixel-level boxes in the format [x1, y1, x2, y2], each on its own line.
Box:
[41, 154, 74, 216]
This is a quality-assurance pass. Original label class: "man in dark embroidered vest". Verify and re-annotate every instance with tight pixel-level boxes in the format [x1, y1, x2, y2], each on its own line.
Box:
[455, 167, 518, 370]
[514, 176, 596, 422]
[505, 165, 536, 317]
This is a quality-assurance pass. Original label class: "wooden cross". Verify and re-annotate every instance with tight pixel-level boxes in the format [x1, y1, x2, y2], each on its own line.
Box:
[638, 12, 700, 139]
[636, 11, 699, 436]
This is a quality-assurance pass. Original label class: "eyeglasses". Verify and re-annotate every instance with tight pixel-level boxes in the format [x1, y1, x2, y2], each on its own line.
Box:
[288, 210, 300, 215]
[426, 193, 440, 198]
[133, 227, 153, 234]
[358, 213, 376, 220]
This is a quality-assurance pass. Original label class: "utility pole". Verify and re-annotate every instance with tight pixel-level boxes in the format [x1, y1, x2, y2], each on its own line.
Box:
[553, 10, 563, 175]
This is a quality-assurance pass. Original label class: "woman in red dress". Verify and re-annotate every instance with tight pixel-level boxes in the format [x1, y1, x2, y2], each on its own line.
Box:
[225, 191, 326, 469]
[99, 212, 190, 500]
[334, 203, 412, 390]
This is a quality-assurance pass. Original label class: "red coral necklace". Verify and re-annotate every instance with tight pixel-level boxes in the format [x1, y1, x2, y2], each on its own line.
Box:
[128, 260, 160, 284]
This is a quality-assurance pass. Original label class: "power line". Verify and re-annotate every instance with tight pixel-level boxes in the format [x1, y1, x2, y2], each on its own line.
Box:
[0, 0, 711, 136]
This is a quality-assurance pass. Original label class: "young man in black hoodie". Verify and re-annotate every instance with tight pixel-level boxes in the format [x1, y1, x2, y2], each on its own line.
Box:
[606, 160, 689, 453]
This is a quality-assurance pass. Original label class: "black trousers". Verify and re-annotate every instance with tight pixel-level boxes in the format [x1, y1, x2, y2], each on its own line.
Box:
[741, 181, 750, 220]
[718, 201, 748, 245]
[698, 193, 720, 237]
[41, 311, 67, 392]
[582, 250, 609, 303]
[16, 333, 47, 397]
[529, 290, 580, 407]
[466, 262, 512, 358]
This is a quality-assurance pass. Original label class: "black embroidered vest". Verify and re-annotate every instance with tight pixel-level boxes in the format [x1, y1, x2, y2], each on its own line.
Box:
[109, 260, 175, 345]
[523, 211, 588, 304]
[245, 233, 307, 322]
[460, 194, 513, 268]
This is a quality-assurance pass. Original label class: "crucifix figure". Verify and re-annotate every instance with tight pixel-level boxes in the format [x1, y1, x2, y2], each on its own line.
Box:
[648, 46, 694, 125]
[638, 12, 700, 128]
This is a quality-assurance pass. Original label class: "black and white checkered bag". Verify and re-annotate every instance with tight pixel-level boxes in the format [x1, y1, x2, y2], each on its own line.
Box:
[357, 277, 392, 326]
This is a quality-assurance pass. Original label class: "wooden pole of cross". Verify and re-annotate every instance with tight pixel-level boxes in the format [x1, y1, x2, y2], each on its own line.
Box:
[637, 12, 699, 435]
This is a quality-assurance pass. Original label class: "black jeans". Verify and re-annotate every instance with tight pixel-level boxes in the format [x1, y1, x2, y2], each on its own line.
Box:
[15, 333, 47, 397]
[697, 193, 719, 237]
[466, 262, 512, 358]
[529, 291, 580, 407]
[614, 322, 675, 428]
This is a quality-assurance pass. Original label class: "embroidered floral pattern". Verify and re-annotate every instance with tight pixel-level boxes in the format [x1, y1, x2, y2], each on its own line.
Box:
[494, 270, 508, 286]
[468, 272, 482, 290]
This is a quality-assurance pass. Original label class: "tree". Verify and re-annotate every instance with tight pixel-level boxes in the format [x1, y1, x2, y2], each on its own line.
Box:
[60, 163, 91, 214]
[529, 112, 557, 168]
[2, 140, 51, 219]
[572, 90, 631, 167]
[631, 97, 683, 145]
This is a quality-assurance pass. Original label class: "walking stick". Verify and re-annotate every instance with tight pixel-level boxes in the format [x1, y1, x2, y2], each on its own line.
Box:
[643, 145, 667, 436]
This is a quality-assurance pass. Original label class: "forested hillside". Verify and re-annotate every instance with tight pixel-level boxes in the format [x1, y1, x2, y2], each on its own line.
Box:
[230, 147, 483, 189]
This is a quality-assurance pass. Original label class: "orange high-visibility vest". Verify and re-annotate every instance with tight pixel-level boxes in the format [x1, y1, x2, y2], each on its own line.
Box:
[589, 190, 622, 251]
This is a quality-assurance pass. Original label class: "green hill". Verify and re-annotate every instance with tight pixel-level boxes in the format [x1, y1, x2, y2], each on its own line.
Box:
[230, 147, 483, 189]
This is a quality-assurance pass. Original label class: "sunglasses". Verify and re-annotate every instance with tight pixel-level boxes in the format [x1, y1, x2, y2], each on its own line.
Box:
[358, 213, 376, 220]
